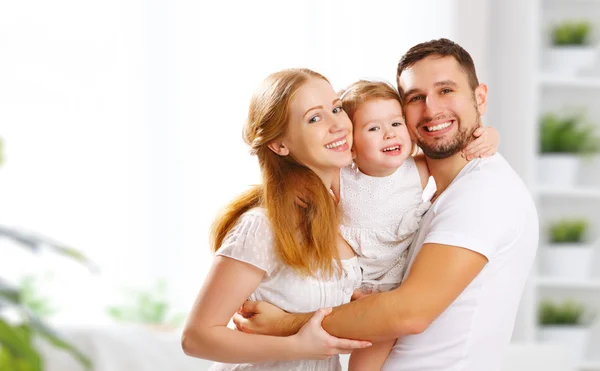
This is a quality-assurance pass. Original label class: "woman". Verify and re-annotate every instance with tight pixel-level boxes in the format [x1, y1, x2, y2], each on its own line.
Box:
[181, 68, 372, 370]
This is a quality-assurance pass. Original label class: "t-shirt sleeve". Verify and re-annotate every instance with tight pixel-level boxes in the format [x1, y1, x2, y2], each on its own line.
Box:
[216, 211, 278, 275]
[423, 176, 522, 260]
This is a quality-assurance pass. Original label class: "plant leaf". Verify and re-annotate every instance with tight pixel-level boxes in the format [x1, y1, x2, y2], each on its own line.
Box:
[0, 319, 41, 371]
[27, 315, 92, 370]
[0, 279, 21, 305]
[0, 225, 98, 273]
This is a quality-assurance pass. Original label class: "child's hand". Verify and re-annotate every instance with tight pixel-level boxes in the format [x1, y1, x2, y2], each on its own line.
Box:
[463, 126, 500, 161]
[351, 287, 372, 301]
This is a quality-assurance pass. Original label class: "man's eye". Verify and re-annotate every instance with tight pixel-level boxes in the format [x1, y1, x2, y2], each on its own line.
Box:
[333, 106, 344, 114]
[409, 95, 424, 102]
[309, 115, 321, 123]
[441, 88, 452, 94]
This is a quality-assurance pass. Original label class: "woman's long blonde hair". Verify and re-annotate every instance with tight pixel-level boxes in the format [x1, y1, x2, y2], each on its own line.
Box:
[210, 68, 341, 278]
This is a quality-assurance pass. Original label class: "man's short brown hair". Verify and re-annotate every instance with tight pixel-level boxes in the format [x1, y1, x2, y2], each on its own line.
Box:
[396, 38, 479, 102]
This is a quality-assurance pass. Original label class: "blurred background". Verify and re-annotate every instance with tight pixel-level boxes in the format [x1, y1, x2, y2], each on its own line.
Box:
[0, 0, 599, 370]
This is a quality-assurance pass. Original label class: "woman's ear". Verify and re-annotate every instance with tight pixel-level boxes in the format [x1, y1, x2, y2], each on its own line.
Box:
[267, 141, 290, 156]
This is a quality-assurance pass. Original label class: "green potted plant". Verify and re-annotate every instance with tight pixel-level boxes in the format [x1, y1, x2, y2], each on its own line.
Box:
[542, 218, 595, 280]
[538, 112, 600, 187]
[0, 137, 94, 371]
[545, 19, 597, 75]
[106, 279, 185, 332]
[538, 299, 593, 362]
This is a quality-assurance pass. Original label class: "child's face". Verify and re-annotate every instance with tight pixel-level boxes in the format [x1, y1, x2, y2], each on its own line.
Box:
[351, 98, 412, 177]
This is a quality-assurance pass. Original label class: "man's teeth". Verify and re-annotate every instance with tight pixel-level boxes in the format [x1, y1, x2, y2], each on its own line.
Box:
[426, 121, 452, 132]
[382, 146, 400, 152]
[325, 138, 347, 149]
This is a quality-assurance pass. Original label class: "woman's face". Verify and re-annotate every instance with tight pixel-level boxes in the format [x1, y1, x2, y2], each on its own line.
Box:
[279, 77, 353, 179]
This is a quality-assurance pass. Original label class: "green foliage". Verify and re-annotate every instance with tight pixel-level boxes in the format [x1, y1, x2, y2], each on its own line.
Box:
[550, 219, 588, 243]
[19, 275, 55, 320]
[0, 228, 94, 369]
[539, 300, 587, 326]
[106, 279, 184, 328]
[552, 20, 592, 46]
[540, 112, 600, 154]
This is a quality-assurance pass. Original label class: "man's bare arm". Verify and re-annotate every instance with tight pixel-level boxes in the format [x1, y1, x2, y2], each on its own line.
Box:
[235, 243, 488, 341]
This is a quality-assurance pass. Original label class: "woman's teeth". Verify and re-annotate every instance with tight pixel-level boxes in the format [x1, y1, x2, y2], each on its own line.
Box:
[325, 138, 347, 149]
[382, 146, 400, 152]
[426, 121, 452, 132]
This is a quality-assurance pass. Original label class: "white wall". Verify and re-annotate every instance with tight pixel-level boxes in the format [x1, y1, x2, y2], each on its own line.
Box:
[0, 0, 480, 322]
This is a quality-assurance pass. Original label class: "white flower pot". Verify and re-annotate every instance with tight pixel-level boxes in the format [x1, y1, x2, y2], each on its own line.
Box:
[539, 326, 590, 362]
[542, 244, 594, 280]
[538, 154, 580, 188]
[544, 46, 598, 76]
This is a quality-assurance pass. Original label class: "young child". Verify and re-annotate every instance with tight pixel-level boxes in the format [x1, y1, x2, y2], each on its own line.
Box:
[335, 80, 499, 370]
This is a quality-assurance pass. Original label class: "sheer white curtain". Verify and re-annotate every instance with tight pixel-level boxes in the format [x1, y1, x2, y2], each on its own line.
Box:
[178, 0, 457, 309]
[0, 0, 457, 323]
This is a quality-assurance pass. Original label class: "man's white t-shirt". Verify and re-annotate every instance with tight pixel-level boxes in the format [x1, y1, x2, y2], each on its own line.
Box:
[382, 153, 539, 371]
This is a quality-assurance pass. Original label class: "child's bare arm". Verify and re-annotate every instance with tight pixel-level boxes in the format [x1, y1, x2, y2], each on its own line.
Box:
[463, 126, 500, 160]
[348, 339, 395, 371]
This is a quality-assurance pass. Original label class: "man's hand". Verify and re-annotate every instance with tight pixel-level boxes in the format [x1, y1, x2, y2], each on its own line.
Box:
[291, 308, 372, 360]
[233, 300, 298, 336]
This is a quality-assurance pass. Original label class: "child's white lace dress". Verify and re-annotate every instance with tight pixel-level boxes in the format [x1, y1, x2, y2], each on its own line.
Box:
[339, 157, 432, 292]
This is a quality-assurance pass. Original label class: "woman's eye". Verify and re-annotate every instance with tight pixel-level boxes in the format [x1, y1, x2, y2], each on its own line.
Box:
[309, 115, 322, 124]
[332, 106, 344, 114]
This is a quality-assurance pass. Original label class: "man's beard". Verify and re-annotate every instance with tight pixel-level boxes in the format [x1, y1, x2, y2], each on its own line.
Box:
[416, 104, 482, 160]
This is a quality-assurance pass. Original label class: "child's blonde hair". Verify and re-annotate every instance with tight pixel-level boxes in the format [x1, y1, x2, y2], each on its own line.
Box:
[339, 80, 418, 155]
[339, 80, 402, 122]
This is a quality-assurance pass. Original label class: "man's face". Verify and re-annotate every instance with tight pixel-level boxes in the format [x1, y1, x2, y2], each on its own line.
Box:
[398, 55, 487, 159]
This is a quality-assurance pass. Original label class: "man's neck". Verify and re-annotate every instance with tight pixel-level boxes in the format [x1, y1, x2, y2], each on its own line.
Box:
[426, 152, 470, 198]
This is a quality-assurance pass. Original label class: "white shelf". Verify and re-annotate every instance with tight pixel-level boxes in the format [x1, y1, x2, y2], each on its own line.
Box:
[537, 187, 600, 199]
[580, 361, 600, 371]
[536, 277, 600, 289]
[539, 74, 600, 89]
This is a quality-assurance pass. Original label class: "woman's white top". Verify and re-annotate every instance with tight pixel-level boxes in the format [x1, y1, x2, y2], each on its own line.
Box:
[339, 158, 431, 292]
[209, 208, 361, 371]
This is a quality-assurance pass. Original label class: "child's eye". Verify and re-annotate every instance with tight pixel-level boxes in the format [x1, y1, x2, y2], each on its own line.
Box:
[309, 115, 322, 124]
[368, 126, 380, 132]
[392, 122, 404, 127]
[332, 106, 344, 114]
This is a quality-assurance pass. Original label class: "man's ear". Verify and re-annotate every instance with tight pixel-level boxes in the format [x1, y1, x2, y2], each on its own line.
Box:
[267, 141, 290, 156]
[474, 83, 488, 116]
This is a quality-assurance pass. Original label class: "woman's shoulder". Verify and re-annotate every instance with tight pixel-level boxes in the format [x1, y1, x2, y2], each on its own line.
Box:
[217, 207, 278, 275]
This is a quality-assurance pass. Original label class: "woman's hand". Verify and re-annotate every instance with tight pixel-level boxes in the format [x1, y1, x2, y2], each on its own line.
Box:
[463, 126, 500, 161]
[291, 308, 372, 360]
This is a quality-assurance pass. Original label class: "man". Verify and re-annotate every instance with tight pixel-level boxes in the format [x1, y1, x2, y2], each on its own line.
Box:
[234, 38, 539, 371]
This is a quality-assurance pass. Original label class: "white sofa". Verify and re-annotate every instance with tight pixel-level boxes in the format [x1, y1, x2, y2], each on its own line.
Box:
[40, 326, 575, 371]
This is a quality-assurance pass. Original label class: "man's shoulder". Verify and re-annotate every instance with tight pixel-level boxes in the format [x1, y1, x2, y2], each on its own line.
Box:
[440, 154, 534, 212]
